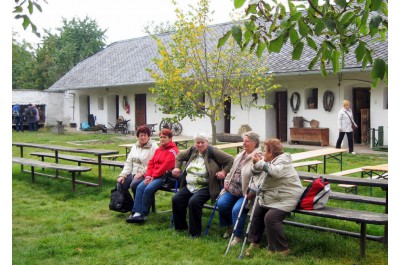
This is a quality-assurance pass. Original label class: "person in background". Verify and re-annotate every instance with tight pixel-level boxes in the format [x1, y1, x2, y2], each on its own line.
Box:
[171, 133, 234, 238]
[216, 131, 263, 245]
[245, 138, 303, 257]
[116, 126, 158, 209]
[336, 99, 358, 154]
[12, 104, 23, 132]
[33, 104, 40, 131]
[126, 128, 178, 224]
[24, 103, 37, 132]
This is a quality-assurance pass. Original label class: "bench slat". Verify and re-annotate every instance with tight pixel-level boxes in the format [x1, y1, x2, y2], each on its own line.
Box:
[12, 157, 91, 172]
[294, 206, 387, 224]
[30, 152, 125, 168]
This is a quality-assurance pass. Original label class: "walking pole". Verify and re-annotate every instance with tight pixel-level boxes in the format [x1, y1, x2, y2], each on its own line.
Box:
[238, 194, 260, 259]
[170, 178, 179, 229]
[224, 192, 248, 256]
[238, 172, 265, 259]
[204, 203, 218, 236]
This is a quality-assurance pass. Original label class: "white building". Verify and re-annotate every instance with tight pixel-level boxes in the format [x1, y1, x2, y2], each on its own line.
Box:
[41, 22, 387, 147]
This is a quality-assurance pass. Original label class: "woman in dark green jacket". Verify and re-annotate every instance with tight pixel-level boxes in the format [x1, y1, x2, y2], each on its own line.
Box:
[171, 133, 234, 237]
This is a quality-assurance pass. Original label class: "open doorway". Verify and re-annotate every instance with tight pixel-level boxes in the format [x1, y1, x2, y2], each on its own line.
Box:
[275, 91, 288, 142]
[352, 88, 370, 144]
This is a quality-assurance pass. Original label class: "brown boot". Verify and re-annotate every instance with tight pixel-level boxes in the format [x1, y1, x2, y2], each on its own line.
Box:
[245, 243, 260, 257]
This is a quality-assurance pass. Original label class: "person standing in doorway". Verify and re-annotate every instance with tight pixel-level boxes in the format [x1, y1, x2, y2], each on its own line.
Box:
[336, 99, 358, 154]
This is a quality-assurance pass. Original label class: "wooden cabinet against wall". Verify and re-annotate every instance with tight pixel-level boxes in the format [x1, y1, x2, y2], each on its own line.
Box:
[290, 128, 329, 146]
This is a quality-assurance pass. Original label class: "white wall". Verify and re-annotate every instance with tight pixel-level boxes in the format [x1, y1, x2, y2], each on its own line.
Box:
[12, 89, 64, 126]
[59, 71, 388, 147]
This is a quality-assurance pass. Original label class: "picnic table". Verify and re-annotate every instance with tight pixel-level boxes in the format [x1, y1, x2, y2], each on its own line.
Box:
[214, 142, 243, 154]
[12, 142, 118, 186]
[362, 164, 388, 179]
[291, 147, 347, 173]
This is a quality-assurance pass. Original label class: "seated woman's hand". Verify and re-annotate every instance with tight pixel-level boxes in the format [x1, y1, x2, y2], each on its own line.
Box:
[117, 176, 125, 184]
[252, 153, 261, 164]
[134, 173, 143, 179]
[172, 168, 181, 177]
[224, 181, 229, 191]
[215, 170, 226, 180]
[144, 176, 153, 185]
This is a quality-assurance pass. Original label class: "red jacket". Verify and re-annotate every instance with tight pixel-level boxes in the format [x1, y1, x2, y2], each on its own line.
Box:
[145, 141, 179, 178]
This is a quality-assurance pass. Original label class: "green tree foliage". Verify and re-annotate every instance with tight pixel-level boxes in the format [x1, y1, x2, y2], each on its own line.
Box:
[13, 0, 46, 37]
[222, 0, 388, 87]
[143, 21, 176, 35]
[12, 16, 107, 90]
[12, 39, 36, 89]
[147, 0, 278, 144]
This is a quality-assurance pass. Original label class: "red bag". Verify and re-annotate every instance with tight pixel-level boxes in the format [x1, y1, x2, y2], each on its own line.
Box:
[297, 177, 331, 210]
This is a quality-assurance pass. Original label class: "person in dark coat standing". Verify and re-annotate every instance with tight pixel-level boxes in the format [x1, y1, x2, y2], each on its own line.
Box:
[24, 104, 37, 132]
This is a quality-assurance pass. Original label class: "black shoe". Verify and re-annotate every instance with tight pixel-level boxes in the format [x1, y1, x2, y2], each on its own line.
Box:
[126, 215, 145, 223]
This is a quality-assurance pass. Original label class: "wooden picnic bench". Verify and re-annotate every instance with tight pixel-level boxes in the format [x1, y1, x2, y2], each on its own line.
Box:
[291, 148, 347, 173]
[214, 142, 243, 154]
[289, 171, 388, 259]
[13, 142, 118, 187]
[12, 157, 92, 192]
[292, 160, 323, 173]
[30, 152, 125, 169]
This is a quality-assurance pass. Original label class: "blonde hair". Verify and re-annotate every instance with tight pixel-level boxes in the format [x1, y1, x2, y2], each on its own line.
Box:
[343, 99, 350, 106]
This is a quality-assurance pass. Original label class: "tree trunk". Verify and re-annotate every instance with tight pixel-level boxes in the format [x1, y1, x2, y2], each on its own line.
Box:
[211, 117, 217, 145]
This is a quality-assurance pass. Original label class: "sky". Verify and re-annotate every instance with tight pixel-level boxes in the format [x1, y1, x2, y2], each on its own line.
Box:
[11, 0, 245, 46]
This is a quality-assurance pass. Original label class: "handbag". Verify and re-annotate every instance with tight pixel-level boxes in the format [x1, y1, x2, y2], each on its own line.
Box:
[109, 185, 133, 213]
[161, 171, 180, 190]
[345, 111, 357, 130]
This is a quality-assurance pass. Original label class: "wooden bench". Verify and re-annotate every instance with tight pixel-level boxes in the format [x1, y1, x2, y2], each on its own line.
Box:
[214, 142, 243, 154]
[286, 207, 388, 259]
[332, 167, 365, 194]
[102, 154, 126, 160]
[30, 152, 125, 170]
[12, 157, 92, 192]
[293, 160, 323, 173]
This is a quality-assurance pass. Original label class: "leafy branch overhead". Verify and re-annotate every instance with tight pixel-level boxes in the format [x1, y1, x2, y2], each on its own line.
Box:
[220, 0, 388, 87]
[147, 0, 278, 144]
[13, 0, 47, 37]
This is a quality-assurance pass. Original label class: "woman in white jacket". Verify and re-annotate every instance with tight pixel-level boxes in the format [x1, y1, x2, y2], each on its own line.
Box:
[117, 126, 158, 199]
[335, 99, 358, 154]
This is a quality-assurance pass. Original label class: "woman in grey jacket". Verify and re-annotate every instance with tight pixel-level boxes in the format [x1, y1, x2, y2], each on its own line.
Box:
[171, 133, 234, 238]
[245, 138, 303, 257]
[336, 99, 358, 154]
[117, 126, 158, 199]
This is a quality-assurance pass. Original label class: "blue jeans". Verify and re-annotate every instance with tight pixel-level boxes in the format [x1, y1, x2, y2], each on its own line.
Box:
[133, 177, 163, 216]
[28, 122, 37, 132]
[216, 191, 248, 237]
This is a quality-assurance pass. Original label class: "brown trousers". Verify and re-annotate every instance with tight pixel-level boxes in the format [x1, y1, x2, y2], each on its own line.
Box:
[248, 203, 290, 252]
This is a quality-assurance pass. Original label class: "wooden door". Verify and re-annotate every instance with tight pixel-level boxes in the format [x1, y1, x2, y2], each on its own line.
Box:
[352, 88, 370, 144]
[275, 91, 288, 142]
[135, 94, 147, 126]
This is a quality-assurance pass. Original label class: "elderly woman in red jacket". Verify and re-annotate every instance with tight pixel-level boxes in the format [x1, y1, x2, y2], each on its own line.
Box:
[127, 128, 179, 224]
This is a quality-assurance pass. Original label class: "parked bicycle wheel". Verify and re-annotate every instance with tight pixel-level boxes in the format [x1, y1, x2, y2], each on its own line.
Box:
[170, 122, 182, 136]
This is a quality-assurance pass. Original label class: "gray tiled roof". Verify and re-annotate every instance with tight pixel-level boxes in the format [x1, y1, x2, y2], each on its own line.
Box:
[48, 21, 387, 92]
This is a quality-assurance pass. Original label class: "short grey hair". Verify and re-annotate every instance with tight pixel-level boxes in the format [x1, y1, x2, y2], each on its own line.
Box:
[242, 131, 260, 148]
[193, 133, 209, 142]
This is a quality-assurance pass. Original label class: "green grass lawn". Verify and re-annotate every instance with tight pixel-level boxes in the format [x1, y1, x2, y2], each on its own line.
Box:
[11, 129, 388, 265]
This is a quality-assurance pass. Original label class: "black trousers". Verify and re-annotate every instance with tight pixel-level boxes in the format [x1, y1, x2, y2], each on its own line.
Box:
[336, 131, 354, 152]
[117, 173, 143, 198]
[172, 186, 210, 237]
[248, 203, 290, 252]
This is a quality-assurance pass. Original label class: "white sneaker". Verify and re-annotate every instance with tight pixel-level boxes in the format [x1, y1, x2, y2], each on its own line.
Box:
[350, 152, 356, 155]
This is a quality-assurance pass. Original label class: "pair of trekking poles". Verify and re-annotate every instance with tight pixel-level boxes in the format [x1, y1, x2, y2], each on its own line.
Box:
[224, 174, 262, 259]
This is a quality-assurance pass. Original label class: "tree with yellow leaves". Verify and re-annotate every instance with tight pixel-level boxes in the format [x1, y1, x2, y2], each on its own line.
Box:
[147, 0, 278, 144]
